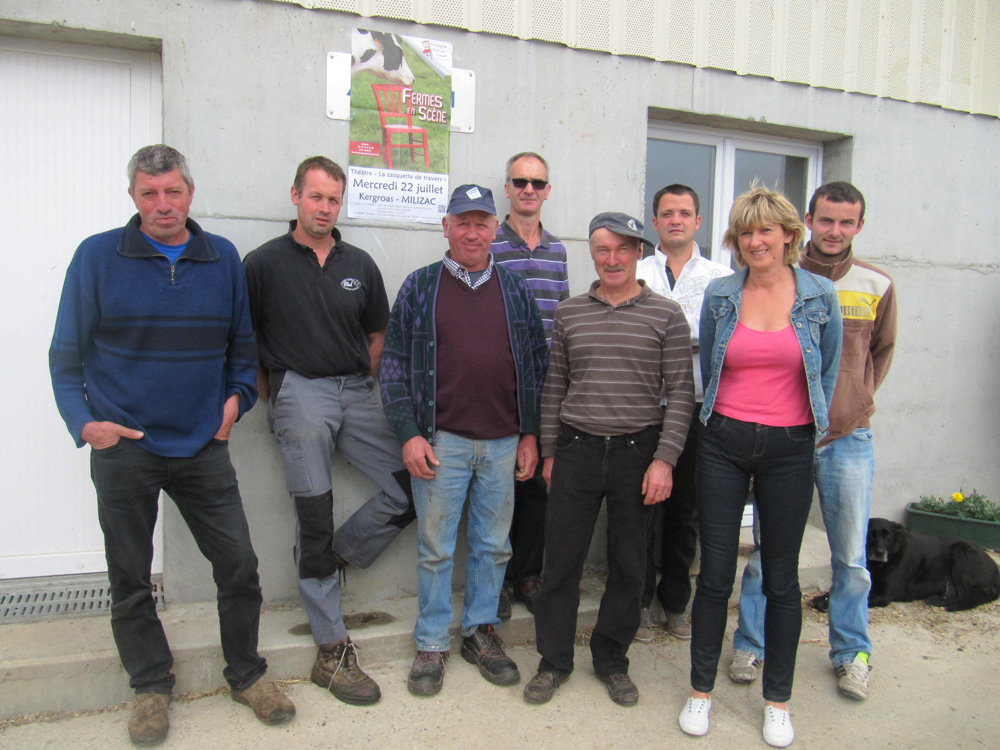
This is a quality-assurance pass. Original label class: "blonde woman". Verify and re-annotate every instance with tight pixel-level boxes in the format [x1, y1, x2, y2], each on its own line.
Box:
[678, 186, 842, 747]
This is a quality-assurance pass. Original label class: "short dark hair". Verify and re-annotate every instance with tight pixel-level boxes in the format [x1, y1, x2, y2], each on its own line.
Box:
[808, 181, 865, 220]
[127, 145, 193, 192]
[505, 151, 549, 182]
[652, 184, 700, 216]
[294, 156, 346, 194]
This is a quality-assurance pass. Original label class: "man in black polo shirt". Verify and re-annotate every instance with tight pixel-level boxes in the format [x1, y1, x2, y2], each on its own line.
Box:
[243, 156, 414, 707]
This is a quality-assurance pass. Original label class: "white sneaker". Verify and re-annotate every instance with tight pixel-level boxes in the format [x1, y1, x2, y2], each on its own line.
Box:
[762, 705, 794, 747]
[678, 696, 711, 736]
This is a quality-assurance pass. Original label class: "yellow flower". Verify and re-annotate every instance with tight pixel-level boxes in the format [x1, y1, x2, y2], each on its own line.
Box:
[952, 492, 965, 502]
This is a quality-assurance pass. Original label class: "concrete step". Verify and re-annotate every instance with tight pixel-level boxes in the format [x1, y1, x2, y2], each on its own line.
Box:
[0, 524, 831, 719]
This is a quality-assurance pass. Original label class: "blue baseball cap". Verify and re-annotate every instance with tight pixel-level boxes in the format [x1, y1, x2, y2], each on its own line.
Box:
[447, 184, 496, 216]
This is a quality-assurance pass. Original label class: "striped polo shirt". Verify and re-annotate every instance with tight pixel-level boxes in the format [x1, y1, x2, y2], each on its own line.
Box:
[541, 281, 695, 466]
[492, 219, 570, 345]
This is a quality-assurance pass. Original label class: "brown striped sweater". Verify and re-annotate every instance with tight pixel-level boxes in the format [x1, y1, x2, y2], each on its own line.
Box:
[540, 281, 695, 465]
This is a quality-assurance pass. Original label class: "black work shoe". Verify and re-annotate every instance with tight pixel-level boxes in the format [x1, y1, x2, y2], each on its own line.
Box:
[311, 638, 381, 705]
[497, 583, 513, 620]
[596, 671, 639, 706]
[408, 650, 448, 696]
[514, 576, 542, 614]
[461, 624, 521, 686]
[522, 670, 569, 704]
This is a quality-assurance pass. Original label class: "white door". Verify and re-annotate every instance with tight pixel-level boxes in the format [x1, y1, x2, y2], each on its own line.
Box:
[0, 36, 162, 579]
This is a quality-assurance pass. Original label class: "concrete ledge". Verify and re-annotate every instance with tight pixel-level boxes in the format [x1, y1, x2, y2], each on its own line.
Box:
[0, 524, 831, 719]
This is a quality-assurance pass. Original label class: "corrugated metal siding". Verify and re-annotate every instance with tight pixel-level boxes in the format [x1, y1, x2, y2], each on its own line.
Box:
[278, 0, 1000, 117]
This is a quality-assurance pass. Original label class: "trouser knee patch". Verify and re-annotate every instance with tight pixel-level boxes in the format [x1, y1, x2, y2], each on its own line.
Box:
[389, 469, 417, 529]
[294, 491, 337, 580]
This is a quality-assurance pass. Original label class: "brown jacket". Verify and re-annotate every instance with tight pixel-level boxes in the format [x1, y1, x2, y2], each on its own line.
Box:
[800, 245, 897, 446]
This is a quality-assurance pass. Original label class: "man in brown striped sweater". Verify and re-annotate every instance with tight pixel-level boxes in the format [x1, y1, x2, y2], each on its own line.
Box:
[524, 212, 695, 707]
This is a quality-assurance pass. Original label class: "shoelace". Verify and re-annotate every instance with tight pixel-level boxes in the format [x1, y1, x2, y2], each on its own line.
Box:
[324, 641, 363, 686]
[481, 628, 507, 656]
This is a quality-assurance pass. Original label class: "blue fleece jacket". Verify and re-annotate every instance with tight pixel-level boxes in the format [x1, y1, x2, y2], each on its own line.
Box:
[49, 214, 258, 457]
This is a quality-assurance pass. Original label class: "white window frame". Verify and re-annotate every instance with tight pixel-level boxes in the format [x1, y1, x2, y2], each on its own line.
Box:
[647, 122, 823, 268]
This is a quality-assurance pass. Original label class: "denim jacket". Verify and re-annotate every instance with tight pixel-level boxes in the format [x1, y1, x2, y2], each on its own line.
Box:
[699, 267, 843, 435]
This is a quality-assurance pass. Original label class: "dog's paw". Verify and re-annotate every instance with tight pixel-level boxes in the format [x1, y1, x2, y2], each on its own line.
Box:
[808, 592, 830, 613]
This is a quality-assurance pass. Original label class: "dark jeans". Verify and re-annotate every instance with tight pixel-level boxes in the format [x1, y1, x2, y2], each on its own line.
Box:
[642, 409, 701, 613]
[533, 424, 657, 678]
[690, 414, 815, 703]
[505, 463, 548, 585]
[91, 439, 266, 694]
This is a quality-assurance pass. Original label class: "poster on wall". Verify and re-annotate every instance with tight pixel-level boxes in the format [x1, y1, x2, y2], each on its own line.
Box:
[347, 28, 452, 224]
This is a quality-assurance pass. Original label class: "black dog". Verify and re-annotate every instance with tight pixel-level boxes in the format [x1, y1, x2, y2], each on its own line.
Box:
[810, 518, 1000, 613]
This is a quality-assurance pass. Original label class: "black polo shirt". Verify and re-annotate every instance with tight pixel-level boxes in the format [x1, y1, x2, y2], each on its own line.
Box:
[243, 222, 390, 378]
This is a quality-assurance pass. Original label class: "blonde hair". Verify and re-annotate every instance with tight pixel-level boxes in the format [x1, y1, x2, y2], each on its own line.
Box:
[722, 184, 806, 267]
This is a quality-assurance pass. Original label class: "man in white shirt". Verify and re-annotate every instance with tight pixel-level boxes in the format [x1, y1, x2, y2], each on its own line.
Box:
[635, 185, 732, 641]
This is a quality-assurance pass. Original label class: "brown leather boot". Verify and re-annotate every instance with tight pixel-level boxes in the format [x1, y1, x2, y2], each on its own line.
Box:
[128, 693, 170, 746]
[310, 638, 381, 705]
[231, 675, 296, 725]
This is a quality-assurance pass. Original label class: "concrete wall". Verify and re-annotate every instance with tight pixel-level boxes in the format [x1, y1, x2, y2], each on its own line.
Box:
[3, 0, 999, 606]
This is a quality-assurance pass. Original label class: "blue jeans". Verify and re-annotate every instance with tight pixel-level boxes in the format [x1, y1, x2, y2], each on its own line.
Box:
[734, 428, 874, 666]
[690, 414, 815, 703]
[533, 424, 657, 677]
[90, 439, 266, 694]
[412, 431, 518, 651]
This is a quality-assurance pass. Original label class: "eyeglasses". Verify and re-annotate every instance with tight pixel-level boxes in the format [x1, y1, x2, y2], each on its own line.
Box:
[509, 178, 548, 190]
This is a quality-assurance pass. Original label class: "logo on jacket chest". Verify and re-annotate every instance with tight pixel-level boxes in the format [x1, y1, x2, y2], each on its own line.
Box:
[341, 278, 362, 291]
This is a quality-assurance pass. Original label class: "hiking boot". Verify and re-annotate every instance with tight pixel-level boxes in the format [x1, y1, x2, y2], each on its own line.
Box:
[836, 654, 872, 700]
[408, 650, 448, 696]
[498, 583, 513, 620]
[231, 675, 296, 725]
[128, 693, 170, 746]
[522, 670, 568, 704]
[664, 610, 692, 639]
[310, 638, 381, 705]
[460, 624, 520, 686]
[633, 607, 653, 643]
[595, 671, 639, 706]
[514, 576, 542, 613]
[728, 649, 762, 683]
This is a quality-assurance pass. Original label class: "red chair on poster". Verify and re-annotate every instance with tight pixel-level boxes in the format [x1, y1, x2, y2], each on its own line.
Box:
[372, 84, 431, 170]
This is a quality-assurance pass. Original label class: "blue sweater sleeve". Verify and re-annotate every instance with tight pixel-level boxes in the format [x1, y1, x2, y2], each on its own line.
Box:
[49, 239, 101, 446]
[220, 240, 258, 419]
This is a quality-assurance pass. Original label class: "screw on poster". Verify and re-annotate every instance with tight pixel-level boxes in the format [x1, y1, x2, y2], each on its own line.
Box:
[348, 29, 452, 224]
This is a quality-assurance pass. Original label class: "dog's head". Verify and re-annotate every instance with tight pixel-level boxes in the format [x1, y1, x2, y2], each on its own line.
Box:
[867, 518, 905, 564]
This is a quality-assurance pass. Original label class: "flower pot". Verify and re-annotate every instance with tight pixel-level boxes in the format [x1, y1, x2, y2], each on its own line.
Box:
[905, 504, 1000, 550]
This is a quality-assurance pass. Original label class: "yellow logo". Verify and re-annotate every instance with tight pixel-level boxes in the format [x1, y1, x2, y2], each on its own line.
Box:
[838, 291, 879, 321]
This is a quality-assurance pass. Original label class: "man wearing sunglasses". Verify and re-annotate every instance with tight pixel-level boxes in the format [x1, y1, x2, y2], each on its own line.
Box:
[491, 152, 570, 620]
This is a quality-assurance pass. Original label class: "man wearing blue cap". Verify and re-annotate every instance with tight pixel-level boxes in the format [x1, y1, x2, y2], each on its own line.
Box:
[380, 184, 549, 697]
[524, 212, 695, 707]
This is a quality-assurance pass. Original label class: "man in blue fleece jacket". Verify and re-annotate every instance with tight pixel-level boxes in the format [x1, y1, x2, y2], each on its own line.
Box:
[49, 145, 294, 746]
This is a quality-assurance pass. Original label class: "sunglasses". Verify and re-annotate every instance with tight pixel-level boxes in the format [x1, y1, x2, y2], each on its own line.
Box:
[509, 178, 548, 190]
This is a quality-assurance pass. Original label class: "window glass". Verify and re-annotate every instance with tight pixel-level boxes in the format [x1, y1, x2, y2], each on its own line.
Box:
[733, 149, 808, 217]
[643, 139, 715, 258]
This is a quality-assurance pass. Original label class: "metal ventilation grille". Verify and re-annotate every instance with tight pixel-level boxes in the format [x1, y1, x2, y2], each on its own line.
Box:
[0, 574, 165, 623]
[275, 0, 1000, 117]
[532, 0, 565, 43]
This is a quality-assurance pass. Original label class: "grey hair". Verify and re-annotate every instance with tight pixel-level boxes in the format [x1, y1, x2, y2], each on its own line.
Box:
[504, 151, 550, 182]
[127, 145, 194, 192]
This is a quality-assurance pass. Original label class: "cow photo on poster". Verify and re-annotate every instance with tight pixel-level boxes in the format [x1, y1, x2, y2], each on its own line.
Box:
[348, 28, 452, 224]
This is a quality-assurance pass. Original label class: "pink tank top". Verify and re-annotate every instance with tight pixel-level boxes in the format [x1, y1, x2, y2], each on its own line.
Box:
[713, 322, 813, 426]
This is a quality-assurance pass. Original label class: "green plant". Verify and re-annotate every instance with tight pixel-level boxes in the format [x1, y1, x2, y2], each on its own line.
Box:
[911, 490, 1000, 523]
